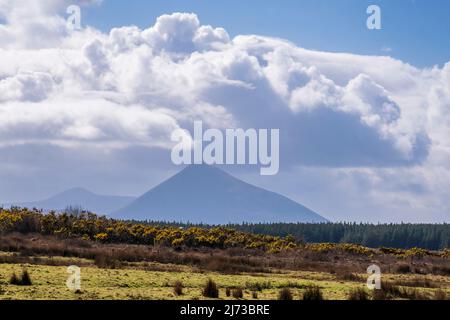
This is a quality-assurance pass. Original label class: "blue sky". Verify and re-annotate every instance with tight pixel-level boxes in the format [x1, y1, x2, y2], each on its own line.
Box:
[83, 0, 450, 68]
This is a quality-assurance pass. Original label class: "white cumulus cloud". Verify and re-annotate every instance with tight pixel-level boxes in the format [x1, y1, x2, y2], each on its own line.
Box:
[0, 3, 449, 222]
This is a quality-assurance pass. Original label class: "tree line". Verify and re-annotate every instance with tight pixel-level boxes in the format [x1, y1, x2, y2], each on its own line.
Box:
[1, 207, 448, 250]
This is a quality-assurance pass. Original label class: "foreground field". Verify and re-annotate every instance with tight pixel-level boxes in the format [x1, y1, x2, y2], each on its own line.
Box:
[0, 209, 448, 300]
[1, 257, 449, 300]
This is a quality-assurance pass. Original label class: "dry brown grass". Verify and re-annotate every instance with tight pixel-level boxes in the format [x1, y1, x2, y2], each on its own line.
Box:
[347, 288, 370, 300]
[0, 233, 448, 280]
[278, 288, 293, 300]
[173, 281, 184, 296]
[202, 279, 219, 298]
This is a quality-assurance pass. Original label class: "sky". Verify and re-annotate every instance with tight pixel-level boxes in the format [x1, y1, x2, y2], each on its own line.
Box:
[82, 0, 450, 68]
[0, 0, 449, 223]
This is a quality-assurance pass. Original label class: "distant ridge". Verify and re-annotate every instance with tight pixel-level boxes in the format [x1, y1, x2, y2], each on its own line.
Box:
[113, 165, 327, 224]
[10, 188, 136, 215]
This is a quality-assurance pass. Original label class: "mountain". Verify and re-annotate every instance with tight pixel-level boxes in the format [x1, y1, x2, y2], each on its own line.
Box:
[113, 165, 327, 224]
[11, 188, 136, 215]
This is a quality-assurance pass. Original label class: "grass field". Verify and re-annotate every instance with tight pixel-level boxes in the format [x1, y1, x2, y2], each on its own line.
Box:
[0, 231, 449, 300]
[1, 258, 449, 300]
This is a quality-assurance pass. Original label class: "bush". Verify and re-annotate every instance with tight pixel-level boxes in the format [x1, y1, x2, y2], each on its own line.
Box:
[232, 288, 244, 299]
[302, 286, 323, 300]
[225, 287, 231, 297]
[9, 270, 32, 286]
[9, 273, 20, 285]
[347, 288, 369, 300]
[252, 291, 258, 299]
[20, 270, 32, 286]
[278, 288, 293, 300]
[202, 279, 219, 298]
[173, 281, 183, 296]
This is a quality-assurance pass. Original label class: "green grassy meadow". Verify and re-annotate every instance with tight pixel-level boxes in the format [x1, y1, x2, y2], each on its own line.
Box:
[1, 258, 448, 300]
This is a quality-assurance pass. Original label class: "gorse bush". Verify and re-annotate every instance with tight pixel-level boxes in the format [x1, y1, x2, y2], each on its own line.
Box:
[2, 208, 448, 255]
[307, 243, 374, 255]
[202, 279, 219, 298]
[0, 208, 297, 252]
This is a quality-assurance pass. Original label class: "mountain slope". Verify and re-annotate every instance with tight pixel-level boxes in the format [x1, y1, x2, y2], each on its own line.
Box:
[113, 165, 327, 224]
[13, 188, 136, 215]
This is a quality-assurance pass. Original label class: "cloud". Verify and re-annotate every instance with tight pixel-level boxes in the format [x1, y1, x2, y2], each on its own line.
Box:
[0, 5, 449, 221]
[0, 71, 56, 102]
[0, 0, 102, 49]
[0, 10, 433, 162]
[0, 97, 180, 148]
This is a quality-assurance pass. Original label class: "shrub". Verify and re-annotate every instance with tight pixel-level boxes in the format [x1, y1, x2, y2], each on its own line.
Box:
[347, 288, 369, 300]
[442, 249, 450, 259]
[225, 287, 231, 297]
[302, 286, 323, 300]
[405, 247, 431, 258]
[278, 288, 293, 300]
[232, 288, 244, 299]
[173, 281, 183, 296]
[202, 279, 219, 298]
[252, 291, 258, 299]
[9, 273, 20, 285]
[20, 270, 32, 286]
[9, 270, 32, 286]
